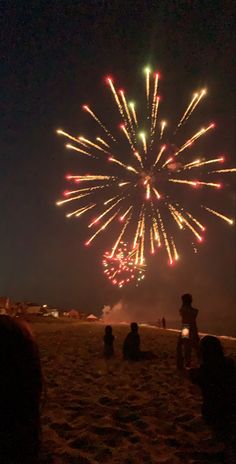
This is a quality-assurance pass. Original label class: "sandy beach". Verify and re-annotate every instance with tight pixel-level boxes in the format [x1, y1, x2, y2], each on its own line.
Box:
[32, 320, 236, 463]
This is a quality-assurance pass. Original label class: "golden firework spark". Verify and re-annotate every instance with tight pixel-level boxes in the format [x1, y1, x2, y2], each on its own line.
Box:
[65, 144, 96, 158]
[184, 157, 224, 170]
[96, 137, 110, 148]
[82, 105, 116, 141]
[66, 204, 96, 218]
[203, 206, 234, 225]
[129, 102, 138, 126]
[176, 89, 207, 131]
[119, 90, 135, 136]
[153, 145, 166, 166]
[160, 120, 166, 140]
[145, 67, 151, 102]
[88, 197, 124, 228]
[175, 123, 215, 156]
[211, 168, 236, 173]
[120, 205, 133, 222]
[140, 132, 147, 154]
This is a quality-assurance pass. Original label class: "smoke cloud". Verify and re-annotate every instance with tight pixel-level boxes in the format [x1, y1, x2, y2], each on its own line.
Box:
[101, 299, 164, 324]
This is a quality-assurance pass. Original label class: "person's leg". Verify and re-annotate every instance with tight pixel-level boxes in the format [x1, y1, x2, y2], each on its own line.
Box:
[176, 337, 184, 369]
[195, 340, 201, 363]
[184, 339, 191, 367]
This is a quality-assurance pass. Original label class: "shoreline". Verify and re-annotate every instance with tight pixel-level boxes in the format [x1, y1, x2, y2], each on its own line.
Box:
[139, 324, 236, 341]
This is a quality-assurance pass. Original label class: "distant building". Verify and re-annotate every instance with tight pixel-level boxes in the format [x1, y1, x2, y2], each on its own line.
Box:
[0, 307, 7, 315]
[25, 303, 41, 315]
[86, 313, 98, 322]
[43, 309, 59, 318]
[0, 297, 11, 313]
[68, 309, 80, 318]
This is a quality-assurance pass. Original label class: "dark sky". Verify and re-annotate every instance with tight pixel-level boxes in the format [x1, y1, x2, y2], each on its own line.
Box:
[1, 2, 236, 330]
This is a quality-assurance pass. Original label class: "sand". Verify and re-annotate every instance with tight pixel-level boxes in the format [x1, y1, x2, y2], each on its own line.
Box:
[31, 320, 236, 464]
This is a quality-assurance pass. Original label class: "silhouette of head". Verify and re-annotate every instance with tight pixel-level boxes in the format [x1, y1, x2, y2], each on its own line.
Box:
[130, 322, 138, 333]
[200, 335, 224, 365]
[105, 325, 112, 335]
[181, 293, 192, 305]
[0, 315, 42, 462]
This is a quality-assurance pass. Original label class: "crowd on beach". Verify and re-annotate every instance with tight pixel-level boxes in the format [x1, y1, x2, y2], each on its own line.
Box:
[0, 293, 236, 463]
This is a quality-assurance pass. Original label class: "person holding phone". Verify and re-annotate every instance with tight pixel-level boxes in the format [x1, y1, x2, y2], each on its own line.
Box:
[176, 293, 200, 369]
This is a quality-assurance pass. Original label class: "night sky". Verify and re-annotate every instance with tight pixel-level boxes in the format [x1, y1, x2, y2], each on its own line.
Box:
[1, 2, 236, 332]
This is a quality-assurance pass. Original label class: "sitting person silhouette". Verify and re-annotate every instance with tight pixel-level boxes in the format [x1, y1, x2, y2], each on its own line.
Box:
[176, 293, 200, 369]
[123, 322, 140, 361]
[0, 315, 42, 463]
[103, 325, 114, 358]
[123, 322, 156, 361]
[190, 336, 236, 462]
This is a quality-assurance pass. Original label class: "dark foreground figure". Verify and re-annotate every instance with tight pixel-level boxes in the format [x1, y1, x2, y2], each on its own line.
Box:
[0, 315, 42, 463]
[103, 325, 114, 358]
[123, 322, 156, 361]
[177, 293, 200, 368]
[190, 336, 236, 463]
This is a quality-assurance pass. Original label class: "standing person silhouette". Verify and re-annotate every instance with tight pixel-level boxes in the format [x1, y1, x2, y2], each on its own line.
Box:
[176, 293, 200, 369]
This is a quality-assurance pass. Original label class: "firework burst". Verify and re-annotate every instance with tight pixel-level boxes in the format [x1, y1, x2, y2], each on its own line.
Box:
[102, 242, 146, 288]
[56, 67, 235, 269]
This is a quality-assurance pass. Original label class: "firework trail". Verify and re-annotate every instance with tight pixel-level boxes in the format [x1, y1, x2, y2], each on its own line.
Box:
[56, 66, 235, 280]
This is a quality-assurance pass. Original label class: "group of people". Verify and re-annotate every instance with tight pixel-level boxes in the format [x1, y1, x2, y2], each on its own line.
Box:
[103, 293, 236, 462]
[178, 294, 236, 462]
[103, 322, 156, 361]
[103, 293, 198, 366]
[0, 294, 235, 463]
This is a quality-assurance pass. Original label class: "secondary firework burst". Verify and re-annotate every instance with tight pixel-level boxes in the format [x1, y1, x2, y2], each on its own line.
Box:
[56, 67, 235, 266]
[102, 242, 146, 288]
